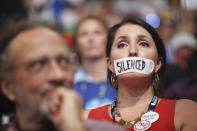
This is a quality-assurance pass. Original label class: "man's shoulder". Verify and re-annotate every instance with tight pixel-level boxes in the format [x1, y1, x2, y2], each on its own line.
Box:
[84, 119, 126, 131]
[1, 123, 18, 131]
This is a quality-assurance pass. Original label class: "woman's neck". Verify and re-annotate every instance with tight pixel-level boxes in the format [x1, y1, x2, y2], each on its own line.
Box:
[111, 77, 155, 122]
[81, 57, 107, 82]
[117, 78, 154, 108]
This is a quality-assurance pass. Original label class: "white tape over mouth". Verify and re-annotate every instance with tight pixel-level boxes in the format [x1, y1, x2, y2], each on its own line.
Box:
[114, 57, 155, 75]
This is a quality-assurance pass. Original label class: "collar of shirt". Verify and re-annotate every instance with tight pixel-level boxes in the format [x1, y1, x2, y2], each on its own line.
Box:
[74, 66, 107, 84]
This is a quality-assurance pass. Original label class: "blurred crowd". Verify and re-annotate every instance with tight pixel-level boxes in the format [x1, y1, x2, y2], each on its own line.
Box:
[1, 0, 197, 122]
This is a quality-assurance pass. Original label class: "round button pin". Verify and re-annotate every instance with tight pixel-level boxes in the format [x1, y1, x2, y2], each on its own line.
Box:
[134, 120, 151, 131]
[141, 111, 159, 123]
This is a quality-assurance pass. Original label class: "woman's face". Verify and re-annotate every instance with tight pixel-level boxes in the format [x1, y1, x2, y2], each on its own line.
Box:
[76, 19, 107, 59]
[108, 24, 161, 79]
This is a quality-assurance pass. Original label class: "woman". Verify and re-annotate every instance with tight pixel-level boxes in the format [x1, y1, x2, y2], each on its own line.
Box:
[74, 16, 117, 109]
[84, 17, 197, 131]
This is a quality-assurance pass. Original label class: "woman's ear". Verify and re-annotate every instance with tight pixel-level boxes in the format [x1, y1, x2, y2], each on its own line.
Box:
[106, 57, 115, 73]
[1, 81, 16, 102]
[155, 57, 162, 73]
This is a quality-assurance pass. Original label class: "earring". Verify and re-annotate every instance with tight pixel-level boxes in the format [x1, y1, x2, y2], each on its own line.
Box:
[110, 73, 118, 89]
[153, 72, 159, 89]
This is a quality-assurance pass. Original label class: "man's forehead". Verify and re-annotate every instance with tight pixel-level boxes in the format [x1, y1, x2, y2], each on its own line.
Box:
[12, 26, 63, 43]
[8, 26, 71, 61]
[10, 27, 68, 50]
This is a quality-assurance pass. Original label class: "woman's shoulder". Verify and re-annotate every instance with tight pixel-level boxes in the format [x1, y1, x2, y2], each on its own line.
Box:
[174, 99, 197, 131]
[176, 99, 197, 107]
[175, 99, 197, 117]
[175, 99, 197, 116]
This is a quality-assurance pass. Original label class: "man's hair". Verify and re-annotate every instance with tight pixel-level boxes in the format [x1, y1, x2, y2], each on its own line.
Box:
[0, 19, 60, 81]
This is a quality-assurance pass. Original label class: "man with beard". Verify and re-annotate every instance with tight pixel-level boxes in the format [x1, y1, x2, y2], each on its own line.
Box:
[0, 19, 125, 131]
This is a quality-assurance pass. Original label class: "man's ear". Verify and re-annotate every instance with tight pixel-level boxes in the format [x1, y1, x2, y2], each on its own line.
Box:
[106, 57, 115, 73]
[155, 58, 162, 73]
[1, 81, 15, 102]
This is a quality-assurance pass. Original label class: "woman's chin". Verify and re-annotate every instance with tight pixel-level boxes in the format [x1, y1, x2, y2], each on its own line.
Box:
[117, 72, 150, 80]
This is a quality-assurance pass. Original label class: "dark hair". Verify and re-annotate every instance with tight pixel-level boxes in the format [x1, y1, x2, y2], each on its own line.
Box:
[0, 18, 59, 81]
[106, 17, 166, 93]
[73, 15, 108, 61]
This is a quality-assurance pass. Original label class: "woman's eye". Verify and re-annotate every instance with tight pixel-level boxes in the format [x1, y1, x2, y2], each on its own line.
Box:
[118, 42, 128, 48]
[79, 32, 88, 37]
[94, 30, 102, 35]
[139, 42, 149, 47]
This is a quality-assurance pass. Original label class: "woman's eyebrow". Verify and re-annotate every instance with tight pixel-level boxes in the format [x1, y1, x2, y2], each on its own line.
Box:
[117, 35, 127, 39]
[138, 35, 152, 41]
[115, 35, 128, 42]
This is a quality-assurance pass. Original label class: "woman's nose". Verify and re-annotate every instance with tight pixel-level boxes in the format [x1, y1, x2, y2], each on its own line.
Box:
[87, 33, 95, 44]
[129, 43, 138, 57]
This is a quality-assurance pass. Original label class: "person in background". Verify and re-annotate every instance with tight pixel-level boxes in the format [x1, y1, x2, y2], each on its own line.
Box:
[164, 50, 197, 101]
[158, 12, 176, 65]
[170, 32, 196, 69]
[163, 33, 197, 101]
[83, 17, 197, 131]
[161, 32, 197, 92]
[74, 15, 117, 109]
[0, 19, 125, 131]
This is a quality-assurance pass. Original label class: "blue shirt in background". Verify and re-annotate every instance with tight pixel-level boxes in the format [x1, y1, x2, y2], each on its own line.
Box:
[74, 66, 118, 109]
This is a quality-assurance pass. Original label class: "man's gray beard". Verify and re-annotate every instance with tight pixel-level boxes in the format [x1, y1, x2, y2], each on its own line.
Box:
[17, 81, 72, 130]
[22, 108, 56, 131]
[39, 81, 73, 115]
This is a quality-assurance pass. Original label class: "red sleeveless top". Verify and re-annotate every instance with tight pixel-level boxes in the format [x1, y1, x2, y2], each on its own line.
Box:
[88, 99, 176, 131]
